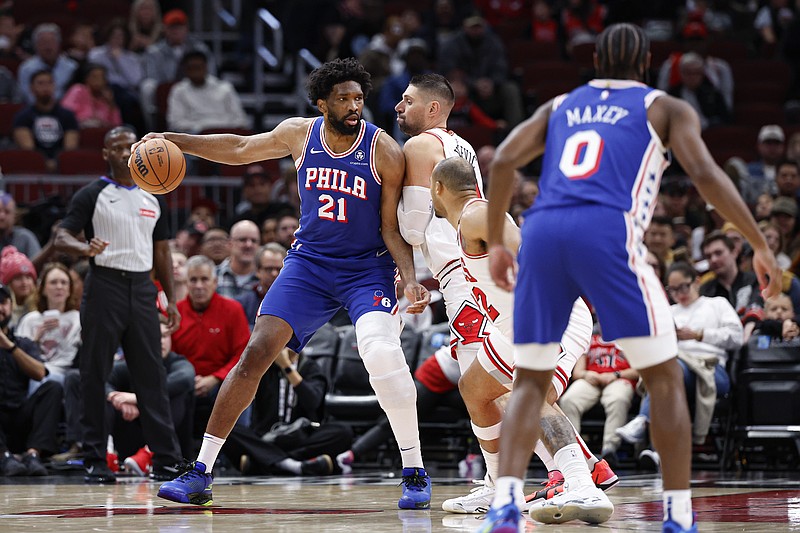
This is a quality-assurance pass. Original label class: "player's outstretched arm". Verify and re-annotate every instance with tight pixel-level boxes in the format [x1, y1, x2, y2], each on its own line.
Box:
[487, 100, 551, 290]
[377, 131, 429, 314]
[658, 96, 781, 299]
[130, 117, 310, 166]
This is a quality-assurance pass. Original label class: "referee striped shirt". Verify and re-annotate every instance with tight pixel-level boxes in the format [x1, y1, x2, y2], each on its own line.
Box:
[60, 177, 169, 272]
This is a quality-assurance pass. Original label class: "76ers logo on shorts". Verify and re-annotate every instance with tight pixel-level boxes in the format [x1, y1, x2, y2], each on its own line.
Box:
[372, 290, 392, 308]
[451, 300, 489, 344]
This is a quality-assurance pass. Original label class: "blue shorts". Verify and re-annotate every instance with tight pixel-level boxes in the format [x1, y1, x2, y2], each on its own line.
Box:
[514, 204, 673, 349]
[258, 250, 398, 351]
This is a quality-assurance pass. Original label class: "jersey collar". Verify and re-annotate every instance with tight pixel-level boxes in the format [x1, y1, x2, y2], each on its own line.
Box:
[588, 79, 648, 89]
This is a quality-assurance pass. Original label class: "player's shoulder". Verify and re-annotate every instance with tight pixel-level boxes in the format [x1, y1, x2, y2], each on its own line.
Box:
[374, 128, 403, 158]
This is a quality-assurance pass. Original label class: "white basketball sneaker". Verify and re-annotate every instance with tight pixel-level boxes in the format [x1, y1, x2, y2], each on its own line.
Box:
[528, 482, 614, 524]
[441, 478, 496, 514]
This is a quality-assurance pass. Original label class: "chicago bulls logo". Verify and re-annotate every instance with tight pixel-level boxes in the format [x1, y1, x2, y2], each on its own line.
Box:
[450, 300, 489, 345]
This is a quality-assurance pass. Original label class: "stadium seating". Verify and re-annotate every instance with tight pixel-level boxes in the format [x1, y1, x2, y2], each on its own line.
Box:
[0, 149, 48, 173]
[58, 149, 108, 175]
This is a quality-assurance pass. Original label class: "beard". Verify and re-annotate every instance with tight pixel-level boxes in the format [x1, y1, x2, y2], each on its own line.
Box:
[329, 112, 360, 135]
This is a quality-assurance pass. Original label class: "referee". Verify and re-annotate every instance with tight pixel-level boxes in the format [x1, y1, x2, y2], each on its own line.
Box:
[55, 126, 184, 483]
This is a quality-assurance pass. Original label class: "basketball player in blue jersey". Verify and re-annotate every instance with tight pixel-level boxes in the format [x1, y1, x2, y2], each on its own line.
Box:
[135, 58, 433, 509]
[480, 24, 781, 533]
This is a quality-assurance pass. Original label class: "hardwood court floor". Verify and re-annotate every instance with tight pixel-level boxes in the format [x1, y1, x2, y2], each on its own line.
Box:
[1, 470, 799, 532]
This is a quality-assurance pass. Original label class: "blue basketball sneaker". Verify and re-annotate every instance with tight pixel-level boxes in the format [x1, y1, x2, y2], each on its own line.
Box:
[157, 461, 213, 506]
[663, 515, 697, 533]
[398, 467, 431, 509]
[475, 502, 521, 533]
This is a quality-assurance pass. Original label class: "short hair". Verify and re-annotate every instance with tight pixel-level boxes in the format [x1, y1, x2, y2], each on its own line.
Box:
[104, 125, 137, 146]
[33, 23, 61, 44]
[306, 57, 372, 103]
[650, 215, 674, 229]
[666, 261, 697, 282]
[181, 49, 207, 66]
[185, 254, 217, 279]
[257, 243, 287, 267]
[702, 230, 735, 252]
[29, 69, 52, 85]
[433, 156, 478, 192]
[777, 159, 800, 172]
[409, 73, 454, 106]
[595, 23, 649, 80]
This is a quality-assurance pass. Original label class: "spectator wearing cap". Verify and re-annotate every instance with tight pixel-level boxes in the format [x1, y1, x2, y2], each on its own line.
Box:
[166, 50, 249, 134]
[233, 165, 295, 228]
[667, 52, 730, 130]
[0, 194, 42, 260]
[190, 198, 217, 229]
[16, 23, 79, 105]
[140, 9, 214, 129]
[0, 246, 37, 327]
[775, 159, 800, 202]
[0, 281, 63, 477]
[768, 196, 798, 255]
[657, 19, 733, 111]
[200, 227, 230, 266]
[438, 14, 525, 127]
[740, 125, 787, 206]
[700, 231, 763, 320]
[173, 220, 207, 258]
[215, 220, 259, 300]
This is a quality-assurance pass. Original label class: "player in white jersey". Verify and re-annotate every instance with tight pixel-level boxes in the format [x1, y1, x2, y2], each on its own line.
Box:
[431, 156, 614, 521]
[396, 74, 616, 513]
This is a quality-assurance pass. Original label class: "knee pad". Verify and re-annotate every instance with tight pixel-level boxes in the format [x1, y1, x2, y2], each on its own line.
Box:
[471, 420, 502, 441]
[356, 312, 415, 407]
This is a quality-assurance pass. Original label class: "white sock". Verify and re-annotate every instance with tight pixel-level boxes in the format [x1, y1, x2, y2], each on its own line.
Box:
[398, 441, 424, 469]
[566, 418, 599, 469]
[493, 476, 524, 507]
[534, 440, 557, 472]
[277, 458, 302, 475]
[197, 433, 226, 474]
[481, 448, 499, 484]
[664, 489, 693, 528]
[554, 443, 594, 489]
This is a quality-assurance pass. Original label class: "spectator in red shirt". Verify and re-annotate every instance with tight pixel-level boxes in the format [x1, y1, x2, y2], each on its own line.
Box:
[171, 254, 250, 435]
[558, 332, 638, 462]
[531, 0, 559, 43]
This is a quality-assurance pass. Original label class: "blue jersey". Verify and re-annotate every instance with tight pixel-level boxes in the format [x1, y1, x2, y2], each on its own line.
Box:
[532, 80, 669, 232]
[294, 117, 387, 259]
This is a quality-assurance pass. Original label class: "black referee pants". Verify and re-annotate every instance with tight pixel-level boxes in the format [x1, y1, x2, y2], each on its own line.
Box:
[79, 266, 181, 469]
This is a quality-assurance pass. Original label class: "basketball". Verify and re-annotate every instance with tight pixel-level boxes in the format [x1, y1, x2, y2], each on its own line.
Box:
[130, 138, 186, 194]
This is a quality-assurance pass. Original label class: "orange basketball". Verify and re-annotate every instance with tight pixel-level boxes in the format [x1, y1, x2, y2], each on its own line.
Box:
[130, 138, 186, 194]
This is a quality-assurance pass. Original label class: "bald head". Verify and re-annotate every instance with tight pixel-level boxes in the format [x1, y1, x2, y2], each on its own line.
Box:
[433, 156, 478, 192]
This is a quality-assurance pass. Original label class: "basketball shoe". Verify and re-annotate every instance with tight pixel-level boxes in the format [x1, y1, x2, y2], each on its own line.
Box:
[157, 461, 213, 506]
[398, 467, 431, 509]
[616, 415, 648, 444]
[663, 514, 697, 532]
[442, 477, 496, 513]
[524, 459, 619, 504]
[124, 446, 153, 477]
[527, 482, 614, 524]
[475, 502, 521, 533]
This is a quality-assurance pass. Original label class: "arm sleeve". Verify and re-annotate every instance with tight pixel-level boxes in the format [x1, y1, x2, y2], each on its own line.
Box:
[397, 186, 432, 246]
[702, 298, 744, 350]
[60, 183, 97, 235]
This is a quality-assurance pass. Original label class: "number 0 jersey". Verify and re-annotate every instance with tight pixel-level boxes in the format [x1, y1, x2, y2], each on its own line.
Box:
[532, 80, 669, 232]
[294, 117, 388, 259]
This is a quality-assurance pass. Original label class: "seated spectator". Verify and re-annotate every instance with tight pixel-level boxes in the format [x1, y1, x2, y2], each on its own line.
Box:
[755, 193, 774, 222]
[760, 220, 791, 270]
[107, 323, 196, 473]
[644, 216, 676, 269]
[0, 194, 43, 259]
[646, 250, 665, 285]
[166, 50, 249, 134]
[0, 246, 37, 327]
[65, 23, 96, 67]
[15, 263, 80, 387]
[0, 65, 18, 102]
[530, 0, 559, 43]
[788, 132, 800, 165]
[171, 255, 249, 434]
[189, 198, 217, 229]
[200, 227, 230, 265]
[171, 251, 188, 302]
[377, 38, 431, 141]
[275, 214, 300, 249]
[721, 222, 745, 259]
[775, 159, 800, 201]
[747, 292, 799, 342]
[700, 231, 763, 318]
[237, 243, 286, 329]
[233, 165, 295, 228]
[617, 262, 742, 449]
[128, 0, 163, 54]
[559, 333, 638, 462]
[740, 125, 786, 207]
[769, 196, 798, 255]
[215, 221, 259, 300]
[0, 283, 61, 477]
[16, 23, 78, 104]
[225, 347, 352, 476]
[61, 63, 123, 129]
[261, 217, 277, 245]
[13, 70, 80, 172]
[667, 52, 729, 130]
[140, 9, 214, 127]
[561, 0, 606, 48]
[0, 13, 24, 61]
[172, 220, 207, 258]
[754, 0, 794, 51]
[447, 70, 506, 131]
[366, 15, 409, 77]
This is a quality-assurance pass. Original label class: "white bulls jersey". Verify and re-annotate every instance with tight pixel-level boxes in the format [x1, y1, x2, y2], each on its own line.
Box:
[458, 198, 515, 339]
[420, 128, 484, 282]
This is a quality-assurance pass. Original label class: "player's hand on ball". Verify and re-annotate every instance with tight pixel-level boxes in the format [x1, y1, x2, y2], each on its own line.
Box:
[489, 244, 517, 292]
[128, 132, 166, 168]
[404, 281, 430, 314]
[86, 237, 109, 257]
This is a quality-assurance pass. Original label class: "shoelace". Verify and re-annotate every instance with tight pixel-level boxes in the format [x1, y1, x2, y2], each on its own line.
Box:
[400, 472, 428, 490]
[174, 464, 208, 484]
